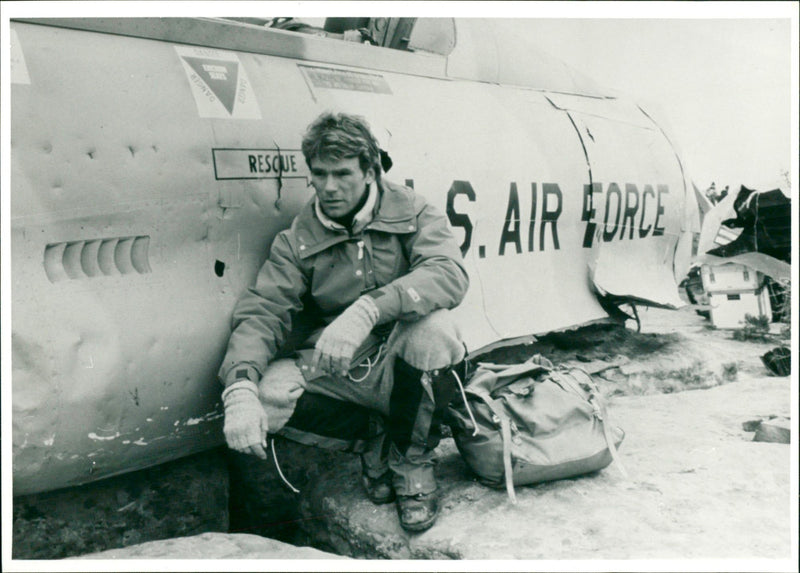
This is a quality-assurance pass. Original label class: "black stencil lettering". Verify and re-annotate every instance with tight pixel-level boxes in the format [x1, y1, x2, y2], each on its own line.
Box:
[499, 183, 522, 255]
[602, 183, 622, 242]
[540, 183, 562, 251]
[446, 181, 476, 256]
[621, 184, 640, 240]
[653, 184, 669, 236]
[528, 183, 538, 252]
[581, 183, 600, 248]
[639, 184, 655, 238]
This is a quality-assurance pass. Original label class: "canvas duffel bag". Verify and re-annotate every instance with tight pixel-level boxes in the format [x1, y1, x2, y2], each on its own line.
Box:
[448, 355, 627, 502]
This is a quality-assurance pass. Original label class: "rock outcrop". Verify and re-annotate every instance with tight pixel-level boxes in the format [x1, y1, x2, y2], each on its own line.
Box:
[293, 377, 791, 560]
[77, 532, 344, 559]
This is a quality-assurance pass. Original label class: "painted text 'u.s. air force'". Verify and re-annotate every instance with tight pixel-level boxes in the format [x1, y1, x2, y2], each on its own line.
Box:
[445, 181, 669, 258]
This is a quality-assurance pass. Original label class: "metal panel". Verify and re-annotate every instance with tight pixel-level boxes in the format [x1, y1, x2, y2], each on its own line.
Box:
[11, 21, 310, 494]
[548, 96, 687, 307]
[15, 17, 447, 78]
[10, 19, 694, 494]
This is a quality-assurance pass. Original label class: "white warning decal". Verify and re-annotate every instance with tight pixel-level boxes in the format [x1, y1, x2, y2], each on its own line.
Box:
[11, 29, 31, 85]
[175, 46, 261, 119]
[299, 64, 392, 94]
[212, 148, 307, 180]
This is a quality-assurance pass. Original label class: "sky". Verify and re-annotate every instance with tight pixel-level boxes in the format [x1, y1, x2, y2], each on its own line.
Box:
[500, 17, 795, 192]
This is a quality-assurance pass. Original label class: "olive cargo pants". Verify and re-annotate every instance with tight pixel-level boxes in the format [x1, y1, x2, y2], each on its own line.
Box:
[257, 309, 466, 496]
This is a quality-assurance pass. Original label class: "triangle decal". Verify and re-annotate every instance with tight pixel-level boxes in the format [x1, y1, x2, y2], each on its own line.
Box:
[183, 57, 240, 115]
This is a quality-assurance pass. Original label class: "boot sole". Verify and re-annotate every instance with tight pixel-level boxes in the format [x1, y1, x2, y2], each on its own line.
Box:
[400, 512, 438, 532]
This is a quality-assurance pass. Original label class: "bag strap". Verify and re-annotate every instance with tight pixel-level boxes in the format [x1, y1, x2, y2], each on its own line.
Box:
[499, 413, 517, 504]
[564, 366, 630, 480]
[452, 368, 480, 437]
[476, 395, 518, 504]
[589, 393, 630, 480]
[467, 360, 557, 504]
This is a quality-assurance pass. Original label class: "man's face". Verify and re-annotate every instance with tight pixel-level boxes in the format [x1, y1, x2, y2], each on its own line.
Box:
[309, 156, 374, 220]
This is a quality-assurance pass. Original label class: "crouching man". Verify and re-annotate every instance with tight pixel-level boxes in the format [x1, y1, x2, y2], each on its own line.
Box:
[218, 112, 469, 532]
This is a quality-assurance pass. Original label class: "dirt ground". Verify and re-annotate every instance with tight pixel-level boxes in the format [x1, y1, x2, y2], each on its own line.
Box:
[480, 302, 789, 397]
[71, 303, 796, 567]
[282, 305, 795, 562]
[14, 307, 797, 571]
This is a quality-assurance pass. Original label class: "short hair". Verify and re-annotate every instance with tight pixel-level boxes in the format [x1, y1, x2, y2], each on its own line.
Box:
[301, 112, 382, 179]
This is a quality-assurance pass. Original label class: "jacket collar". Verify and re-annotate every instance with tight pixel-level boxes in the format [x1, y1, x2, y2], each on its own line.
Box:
[294, 180, 417, 259]
[314, 182, 379, 236]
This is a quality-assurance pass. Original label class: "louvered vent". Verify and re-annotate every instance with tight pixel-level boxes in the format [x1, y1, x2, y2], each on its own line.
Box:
[44, 236, 152, 282]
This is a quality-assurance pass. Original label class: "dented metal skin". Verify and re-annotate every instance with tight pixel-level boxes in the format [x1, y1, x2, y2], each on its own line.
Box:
[11, 18, 697, 495]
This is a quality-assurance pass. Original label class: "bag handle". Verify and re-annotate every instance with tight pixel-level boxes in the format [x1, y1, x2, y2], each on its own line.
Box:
[468, 357, 553, 398]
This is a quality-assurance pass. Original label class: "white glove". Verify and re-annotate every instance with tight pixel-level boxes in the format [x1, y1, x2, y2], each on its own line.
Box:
[222, 380, 268, 459]
[312, 296, 379, 377]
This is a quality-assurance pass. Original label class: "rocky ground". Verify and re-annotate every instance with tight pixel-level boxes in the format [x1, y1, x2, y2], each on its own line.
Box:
[286, 305, 794, 562]
[75, 532, 344, 560]
[12, 304, 795, 569]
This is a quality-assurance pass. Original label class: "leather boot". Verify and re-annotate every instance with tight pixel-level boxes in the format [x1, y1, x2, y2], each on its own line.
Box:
[396, 491, 438, 532]
[388, 359, 465, 532]
[360, 413, 394, 504]
[361, 469, 395, 505]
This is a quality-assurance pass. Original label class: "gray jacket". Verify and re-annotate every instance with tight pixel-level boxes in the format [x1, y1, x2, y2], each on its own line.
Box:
[218, 180, 469, 386]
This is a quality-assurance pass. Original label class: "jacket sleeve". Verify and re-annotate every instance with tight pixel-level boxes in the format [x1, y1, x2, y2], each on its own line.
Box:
[218, 230, 308, 387]
[368, 197, 469, 323]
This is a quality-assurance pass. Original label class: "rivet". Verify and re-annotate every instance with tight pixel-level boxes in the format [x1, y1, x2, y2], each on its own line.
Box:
[299, 244, 306, 250]
[408, 225, 415, 231]
[356, 270, 363, 276]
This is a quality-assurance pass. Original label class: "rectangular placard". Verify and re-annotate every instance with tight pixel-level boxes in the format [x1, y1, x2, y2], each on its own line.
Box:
[299, 64, 392, 94]
[212, 148, 307, 181]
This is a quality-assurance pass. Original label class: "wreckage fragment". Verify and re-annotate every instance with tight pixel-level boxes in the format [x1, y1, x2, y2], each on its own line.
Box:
[761, 347, 790, 377]
[687, 185, 791, 329]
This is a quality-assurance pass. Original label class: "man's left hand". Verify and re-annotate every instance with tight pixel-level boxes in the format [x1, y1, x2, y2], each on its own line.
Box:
[313, 296, 379, 376]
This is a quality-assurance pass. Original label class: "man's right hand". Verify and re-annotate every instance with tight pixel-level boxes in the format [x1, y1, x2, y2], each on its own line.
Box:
[312, 295, 380, 377]
[222, 380, 269, 459]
